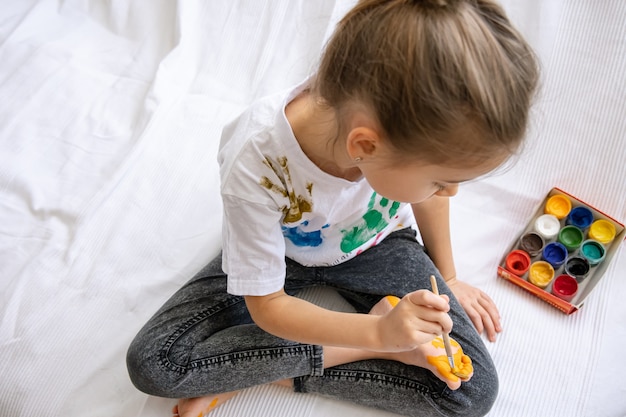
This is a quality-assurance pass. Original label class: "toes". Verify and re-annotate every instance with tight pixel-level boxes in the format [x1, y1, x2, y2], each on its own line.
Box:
[453, 354, 473, 381]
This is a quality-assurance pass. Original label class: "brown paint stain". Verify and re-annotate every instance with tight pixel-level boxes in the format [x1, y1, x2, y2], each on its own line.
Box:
[260, 156, 313, 223]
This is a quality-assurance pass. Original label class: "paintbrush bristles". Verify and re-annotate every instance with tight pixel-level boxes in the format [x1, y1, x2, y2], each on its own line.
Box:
[429, 275, 456, 371]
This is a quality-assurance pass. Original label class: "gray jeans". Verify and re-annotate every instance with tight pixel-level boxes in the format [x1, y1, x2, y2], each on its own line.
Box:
[126, 228, 498, 417]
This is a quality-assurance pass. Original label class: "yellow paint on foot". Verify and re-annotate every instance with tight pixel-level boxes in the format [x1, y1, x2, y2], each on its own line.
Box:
[385, 295, 472, 381]
[198, 398, 219, 417]
[385, 295, 401, 308]
[426, 337, 473, 382]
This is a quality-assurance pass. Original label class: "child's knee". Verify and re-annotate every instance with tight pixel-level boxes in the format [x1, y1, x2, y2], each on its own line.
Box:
[447, 364, 499, 417]
[126, 334, 177, 397]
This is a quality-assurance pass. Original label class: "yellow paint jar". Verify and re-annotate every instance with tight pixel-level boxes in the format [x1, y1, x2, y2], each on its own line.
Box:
[588, 219, 616, 244]
[528, 261, 555, 289]
[544, 195, 572, 219]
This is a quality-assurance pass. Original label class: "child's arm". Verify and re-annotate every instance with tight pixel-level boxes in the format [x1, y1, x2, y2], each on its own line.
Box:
[411, 195, 502, 342]
[245, 288, 452, 352]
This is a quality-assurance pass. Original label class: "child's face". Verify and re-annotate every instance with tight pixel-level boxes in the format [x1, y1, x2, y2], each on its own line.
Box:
[360, 155, 502, 204]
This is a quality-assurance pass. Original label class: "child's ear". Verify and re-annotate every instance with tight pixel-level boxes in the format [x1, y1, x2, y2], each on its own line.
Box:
[346, 127, 381, 160]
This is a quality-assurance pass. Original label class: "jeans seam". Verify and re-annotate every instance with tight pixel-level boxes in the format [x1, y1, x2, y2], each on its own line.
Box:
[157, 296, 323, 377]
[190, 345, 319, 368]
[158, 296, 243, 374]
[321, 368, 437, 398]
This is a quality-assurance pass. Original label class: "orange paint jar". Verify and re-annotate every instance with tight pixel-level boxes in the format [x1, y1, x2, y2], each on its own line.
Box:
[544, 195, 572, 219]
[505, 250, 531, 276]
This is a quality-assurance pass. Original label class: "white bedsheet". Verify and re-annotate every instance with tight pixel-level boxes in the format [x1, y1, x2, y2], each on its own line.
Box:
[0, 1, 624, 416]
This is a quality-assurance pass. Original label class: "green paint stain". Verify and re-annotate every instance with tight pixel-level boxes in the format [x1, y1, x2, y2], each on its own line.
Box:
[340, 192, 401, 253]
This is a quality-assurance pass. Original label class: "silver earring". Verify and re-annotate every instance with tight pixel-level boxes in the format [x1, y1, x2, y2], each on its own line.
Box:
[354, 157, 362, 163]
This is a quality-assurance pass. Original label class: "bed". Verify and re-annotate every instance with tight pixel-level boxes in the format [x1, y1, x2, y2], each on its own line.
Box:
[1, 1, 624, 416]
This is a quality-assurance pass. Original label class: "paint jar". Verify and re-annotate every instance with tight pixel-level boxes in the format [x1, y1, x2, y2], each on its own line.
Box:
[528, 261, 555, 289]
[564, 256, 590, 282]
[566, 206, 594, 230]
[505, 250, 531, 276]
[579, 239, 606, 266]
[542, 242, 568, 269]
[588, 219, 616, 244]
[534, 214, 561, 240]
[544, 194, 572, 219]
[551, 274, 578, 302]
[558, 225, 584, 252]
[519, 232, 544, 257]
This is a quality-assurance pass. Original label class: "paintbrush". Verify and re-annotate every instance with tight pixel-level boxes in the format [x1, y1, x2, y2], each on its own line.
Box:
[429, 275, 455, 372]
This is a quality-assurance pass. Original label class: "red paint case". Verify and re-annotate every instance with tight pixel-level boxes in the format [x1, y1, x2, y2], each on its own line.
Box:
[497, 188, 625, 314]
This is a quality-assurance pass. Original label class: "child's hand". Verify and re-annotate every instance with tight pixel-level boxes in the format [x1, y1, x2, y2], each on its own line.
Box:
[446, 277, 501, 342]
[375, 290, 452, 352]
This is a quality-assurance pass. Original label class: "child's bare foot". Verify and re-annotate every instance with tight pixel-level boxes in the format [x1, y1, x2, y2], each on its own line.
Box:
[370, 295, 474, 390]
[272, 378, 293, 389]
[171, 379, 294, 417]
[420, 336, 473, 387]
[369, 295, 400, 315]
[172, 390, 239, 417]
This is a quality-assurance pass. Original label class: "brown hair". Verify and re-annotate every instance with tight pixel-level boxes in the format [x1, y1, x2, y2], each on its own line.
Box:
[313, 0, 539, 166]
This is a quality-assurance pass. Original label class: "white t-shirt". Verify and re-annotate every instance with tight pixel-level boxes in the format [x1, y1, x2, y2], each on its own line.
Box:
[218, 81, 415, 296]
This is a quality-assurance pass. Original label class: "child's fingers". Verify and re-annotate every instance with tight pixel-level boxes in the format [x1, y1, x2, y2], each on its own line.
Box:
[406, 289, 450, 312]
[401, 291, 453, 334]
[378, 296, 453, 350]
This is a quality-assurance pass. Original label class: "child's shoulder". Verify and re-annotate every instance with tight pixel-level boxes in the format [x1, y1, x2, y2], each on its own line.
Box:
[218, 79, 311, 189]
[219, 79, 310, 158]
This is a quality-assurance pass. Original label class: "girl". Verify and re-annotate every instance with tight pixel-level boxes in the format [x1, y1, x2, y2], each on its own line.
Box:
[127, 0, 539, 416]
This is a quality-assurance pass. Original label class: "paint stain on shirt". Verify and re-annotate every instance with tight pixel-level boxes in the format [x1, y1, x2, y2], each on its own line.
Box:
[340, 192, 401, 253]
[260, 155, 313, 223]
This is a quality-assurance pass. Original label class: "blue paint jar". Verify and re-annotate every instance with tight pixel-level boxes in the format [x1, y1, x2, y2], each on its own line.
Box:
[542, 242, 568, 268]
[566, 206, 594, 230]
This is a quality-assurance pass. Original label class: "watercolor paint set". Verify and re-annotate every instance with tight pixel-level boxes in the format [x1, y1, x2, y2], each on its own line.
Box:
[497, 188, 625, 314]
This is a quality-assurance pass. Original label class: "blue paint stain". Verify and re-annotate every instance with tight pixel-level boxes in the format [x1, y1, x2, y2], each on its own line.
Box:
[282, 221, 328, 247]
